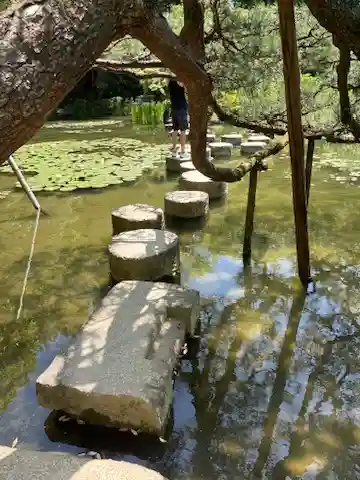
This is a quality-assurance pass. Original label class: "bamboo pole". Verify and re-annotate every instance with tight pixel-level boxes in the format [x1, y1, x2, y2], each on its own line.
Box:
[305, 138, 315, 206]
[7, 156, 41, 211]
[277, 0, 311, 286]
[243, 167, 258, 264]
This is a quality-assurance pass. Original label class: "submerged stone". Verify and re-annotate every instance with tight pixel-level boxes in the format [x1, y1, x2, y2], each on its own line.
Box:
[109, 229, 179, 283]
[179, 170, 228, 200]
[241, 141, 266, 155]
[0, 446, 168, 479]
[209, 142, 233, 159]
[36, 281, 200, 436]
[165, 190, 209, 219]
[220, 134, 243, 146]
[112, 204, 164, 235]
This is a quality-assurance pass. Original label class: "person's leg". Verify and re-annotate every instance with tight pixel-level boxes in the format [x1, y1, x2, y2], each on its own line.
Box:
[178, 109, 189, 158]
[170, 110, 180, 154]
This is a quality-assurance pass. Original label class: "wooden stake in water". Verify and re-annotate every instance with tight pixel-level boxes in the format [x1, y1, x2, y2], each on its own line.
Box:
[278, 0, 311, 286]
[7, 155, 42, 319]
[7, 155, 40, 211]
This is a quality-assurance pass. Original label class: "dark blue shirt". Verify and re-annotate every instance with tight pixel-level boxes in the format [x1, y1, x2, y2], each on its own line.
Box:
[168, 80, 188, 110]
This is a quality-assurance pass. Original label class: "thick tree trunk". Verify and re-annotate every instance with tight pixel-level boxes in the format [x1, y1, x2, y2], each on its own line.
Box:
[0, 0, 132, 163]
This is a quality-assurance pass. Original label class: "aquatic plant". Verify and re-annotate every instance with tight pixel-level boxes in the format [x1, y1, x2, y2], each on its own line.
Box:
[2, 136, 167, 192]
[131, 102, 166, 126]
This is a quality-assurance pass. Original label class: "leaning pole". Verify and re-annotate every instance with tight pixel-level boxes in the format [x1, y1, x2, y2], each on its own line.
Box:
[277, 0, 311, 287]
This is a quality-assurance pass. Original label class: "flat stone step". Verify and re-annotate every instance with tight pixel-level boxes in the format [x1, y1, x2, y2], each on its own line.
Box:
[241, 141, 266, 155]
[179, 161, 196, 172]
[220, 133, 243, 146]
[109, 228, 179, 283]
[179, 170, 228, 200]
[112, 204, 164, 235]
[0, 446, 167, 479]
[206, 133, 216, 142]
[247, 134, 271, 144]
[208, 142, 233, 159]
[165, 190, 209, 218]
[36, 281, 200, 436]
[165, 154, 191, 172]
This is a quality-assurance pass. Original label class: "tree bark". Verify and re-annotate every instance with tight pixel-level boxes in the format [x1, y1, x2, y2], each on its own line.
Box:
[278, 0, 311, 287]
[0, 0, 134, 163]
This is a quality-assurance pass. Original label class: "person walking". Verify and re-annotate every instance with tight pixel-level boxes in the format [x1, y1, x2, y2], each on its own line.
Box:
[168, 79, 188, 159]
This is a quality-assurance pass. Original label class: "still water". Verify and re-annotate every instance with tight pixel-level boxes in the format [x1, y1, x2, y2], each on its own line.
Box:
[1, 121, 360, 479]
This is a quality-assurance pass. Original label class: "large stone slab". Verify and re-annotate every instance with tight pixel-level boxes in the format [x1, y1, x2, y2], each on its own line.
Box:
[0, 446, 167, 479]
[179, 170, 228, 200]
[36, 281, 200, 436]
[112, 204, 164, 235]
[165, 190, 209, 218]
[109, 229, 179, 283]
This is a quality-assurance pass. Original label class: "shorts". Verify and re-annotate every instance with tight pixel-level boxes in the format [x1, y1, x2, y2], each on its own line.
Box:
[171, 108, 188, 132]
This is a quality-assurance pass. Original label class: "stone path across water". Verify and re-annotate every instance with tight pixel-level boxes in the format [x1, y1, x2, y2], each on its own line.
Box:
[36, 281, 200, 436]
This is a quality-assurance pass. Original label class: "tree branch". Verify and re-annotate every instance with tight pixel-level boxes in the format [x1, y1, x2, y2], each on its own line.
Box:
[95, 58, 164, 70]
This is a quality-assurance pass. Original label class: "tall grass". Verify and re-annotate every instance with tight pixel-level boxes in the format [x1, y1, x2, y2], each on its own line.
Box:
[131, 102, 166, 126]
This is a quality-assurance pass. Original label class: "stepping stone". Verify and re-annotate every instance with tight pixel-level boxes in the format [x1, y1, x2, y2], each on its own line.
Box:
[179, 161, 196, 172]
[247, 134, 271, 144]
[109, 229, 179, 283]
[207, 133, 216, 142]
[221, 133, 243, 146]
[36, 281, 200, 436]
[179, 170, 228, 200]
[166, 153, 191, 172]
[165, 191, 209, 218]
[241, 141, 266, 155]
[208, 142, 233, 159]
[0, 446, 168, 479]
[112, 204, 164, 235]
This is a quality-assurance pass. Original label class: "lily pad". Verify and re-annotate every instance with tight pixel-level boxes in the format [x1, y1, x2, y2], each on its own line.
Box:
[4, 124, 167, 192]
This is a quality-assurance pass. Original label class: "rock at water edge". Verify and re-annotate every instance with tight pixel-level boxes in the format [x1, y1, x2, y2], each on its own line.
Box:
[109, 229, 179, 283]
[112, 204, 164, 235]
[36, 281, 200, 436]
[165, 190, 209, 218]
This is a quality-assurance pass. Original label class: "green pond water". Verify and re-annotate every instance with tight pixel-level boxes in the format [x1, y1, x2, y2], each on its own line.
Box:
[1, 119, 360, 479]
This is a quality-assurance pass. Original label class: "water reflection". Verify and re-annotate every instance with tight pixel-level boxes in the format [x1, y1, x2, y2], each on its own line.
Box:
[1, 125, 360, 478]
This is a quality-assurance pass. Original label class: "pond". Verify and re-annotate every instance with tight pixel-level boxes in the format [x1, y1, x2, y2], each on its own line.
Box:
[1, 118, 360, 479]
